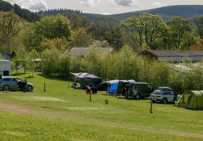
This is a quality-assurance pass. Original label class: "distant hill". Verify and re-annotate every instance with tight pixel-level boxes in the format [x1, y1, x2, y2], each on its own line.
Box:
[1, 1, 203, 24]
[112, 5, 203, 21]
[39, 5, 203, 26]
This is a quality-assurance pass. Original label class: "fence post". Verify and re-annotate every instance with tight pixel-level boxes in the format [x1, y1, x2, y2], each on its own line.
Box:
[89, 92, 92, 102]
[150, 99, 153, 114]
[43, 80, 46, 93]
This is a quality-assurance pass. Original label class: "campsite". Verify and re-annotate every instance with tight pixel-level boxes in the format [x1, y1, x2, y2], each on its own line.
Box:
[0, 73, 203, 141]
[1, 1, 203, 141]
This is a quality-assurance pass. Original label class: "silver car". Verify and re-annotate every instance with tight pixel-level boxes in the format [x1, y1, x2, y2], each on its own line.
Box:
[0, 76, 33, 92]
[151, 87, 177, 104]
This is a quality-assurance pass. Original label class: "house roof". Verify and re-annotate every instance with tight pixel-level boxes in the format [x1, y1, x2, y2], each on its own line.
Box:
[140, 50, 203, 63]
[68, 47, 113, 57]
[146, 50, 203, 57]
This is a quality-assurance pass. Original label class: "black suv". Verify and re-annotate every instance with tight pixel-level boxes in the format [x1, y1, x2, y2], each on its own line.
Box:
[0, 76, 33, 92]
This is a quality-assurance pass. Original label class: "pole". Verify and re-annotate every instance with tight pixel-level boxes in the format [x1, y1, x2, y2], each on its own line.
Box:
[44, 80, 46, 93]
[150, 99, 153, 114]
[89, 91, 92, 102]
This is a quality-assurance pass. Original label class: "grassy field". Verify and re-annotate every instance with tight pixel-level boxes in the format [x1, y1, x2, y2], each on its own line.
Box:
[0, 73, 203, 141]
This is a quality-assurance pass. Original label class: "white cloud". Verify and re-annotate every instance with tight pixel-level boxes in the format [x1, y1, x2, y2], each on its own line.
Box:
[80, 0, 100, 7]
[112, 0, 137, 7]
[4, 0, 48, 11]
[152, 1, 164, 7]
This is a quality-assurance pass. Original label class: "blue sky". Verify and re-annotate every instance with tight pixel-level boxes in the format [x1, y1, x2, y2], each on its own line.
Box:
[5, 0, 203, 14]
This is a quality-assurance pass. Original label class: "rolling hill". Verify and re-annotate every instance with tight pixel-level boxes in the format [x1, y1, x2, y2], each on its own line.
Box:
[112, 5, 203, 21]
[1, 0, 203, 24]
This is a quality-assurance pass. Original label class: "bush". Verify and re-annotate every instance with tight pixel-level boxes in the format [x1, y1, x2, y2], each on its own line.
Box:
[41, 48, 70, 79]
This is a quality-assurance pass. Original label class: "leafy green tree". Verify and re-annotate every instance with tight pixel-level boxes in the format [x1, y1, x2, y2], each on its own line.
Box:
[35, 15, 71, 40]
[40, 38, 69, 51]
[122, 14, 167, 49]
[121, 15, 145, 48]
[167, 17, 197, 49]
[194, 16, 203, 38]
[71, 27, 92, 46]
[0, 12, 20, 52]
[27, 15, 72, 51]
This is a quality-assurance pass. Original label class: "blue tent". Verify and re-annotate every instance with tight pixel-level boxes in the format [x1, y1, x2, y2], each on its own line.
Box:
[107, 81, 119, 95]
[106, 80, 136, 95]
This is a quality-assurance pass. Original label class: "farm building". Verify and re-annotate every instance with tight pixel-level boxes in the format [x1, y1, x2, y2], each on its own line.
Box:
[68, 47, 113, 57]
[140, 50, 203, 63]
[0, 60, 11, 77]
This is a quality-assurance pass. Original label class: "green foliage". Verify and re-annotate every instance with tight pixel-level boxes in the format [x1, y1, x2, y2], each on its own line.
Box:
[167, 17, 198, 49]
[41, 48, 70, 79]
[40, 38, 69, 51]
[35, 15, 71, 40]
[71, 27, 93, 46]
[122, 14, 167, 49]
[194, 16, 203, 38]
[67, 46, 203, 92]
[26, 15, 72, 51]
[122, 15, 199, 50]
[0, 12, 21, 52]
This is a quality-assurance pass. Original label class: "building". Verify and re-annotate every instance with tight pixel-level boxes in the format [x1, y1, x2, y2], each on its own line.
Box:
[0, 60, 11, 76]
[140, 50, 203, 63]
[67, 47, 113, 57]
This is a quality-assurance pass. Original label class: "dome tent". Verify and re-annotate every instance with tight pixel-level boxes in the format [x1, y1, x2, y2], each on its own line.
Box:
[176, 91, 203, 110]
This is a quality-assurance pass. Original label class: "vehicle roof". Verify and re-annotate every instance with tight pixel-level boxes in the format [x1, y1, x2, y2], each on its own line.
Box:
[133, 82, 149, 85]
[1, 76, 16, 79]
[157, 87, 172, 90]
[0, 60, 10, 62]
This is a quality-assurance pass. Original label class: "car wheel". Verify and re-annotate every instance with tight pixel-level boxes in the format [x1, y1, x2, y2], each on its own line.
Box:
[135, 94, 141, 100]
[27, 86, 33, 92]
[125, 94, 129, 99]
[3, 86, 9, 91]
[162, 98, 168, 104]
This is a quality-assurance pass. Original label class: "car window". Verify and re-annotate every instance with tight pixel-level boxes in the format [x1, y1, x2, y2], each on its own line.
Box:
[3, 78, 10, 81]
[153, 90, 161, 94]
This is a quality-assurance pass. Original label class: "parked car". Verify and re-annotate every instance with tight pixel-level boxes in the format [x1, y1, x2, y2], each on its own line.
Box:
[124, 82, 153, 99]
[151, 87, 177, 104]
[0, 76, 33, 92]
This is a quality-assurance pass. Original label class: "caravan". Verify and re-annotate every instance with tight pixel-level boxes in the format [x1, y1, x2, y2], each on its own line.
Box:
[0, 60, 11, 77]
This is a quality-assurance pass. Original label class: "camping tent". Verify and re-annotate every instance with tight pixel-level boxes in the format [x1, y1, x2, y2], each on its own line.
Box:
[106, 80, 136, 95]
[71, 73, 102, 89]
[176, 91, 203, 110]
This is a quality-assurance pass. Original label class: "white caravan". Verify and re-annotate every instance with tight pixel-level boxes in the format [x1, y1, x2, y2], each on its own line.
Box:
[0, 60, 11, 76]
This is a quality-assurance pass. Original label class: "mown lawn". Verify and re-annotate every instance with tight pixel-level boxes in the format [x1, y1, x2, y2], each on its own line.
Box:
[0, 73, 203, 141]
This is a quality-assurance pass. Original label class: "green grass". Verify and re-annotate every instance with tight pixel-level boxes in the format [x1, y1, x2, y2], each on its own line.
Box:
[0, 73, 203, 141]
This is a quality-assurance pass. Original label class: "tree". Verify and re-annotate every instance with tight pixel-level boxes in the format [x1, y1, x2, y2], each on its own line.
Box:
[143, 14, 167, 49]
[167, 17, 196, 49]
[0, 12, 20, 52]
[26, 15, 72, 50]
[40, 38, 69, 51]
[194, 16, 203, 38]
[121, 15, 145, 48]
[71, 27, 92, 46]
[121, 14, 167, 49]
[35, 15, 71, 40]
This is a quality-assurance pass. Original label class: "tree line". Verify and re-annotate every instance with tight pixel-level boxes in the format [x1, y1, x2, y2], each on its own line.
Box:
[0, 9, 203, 92]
